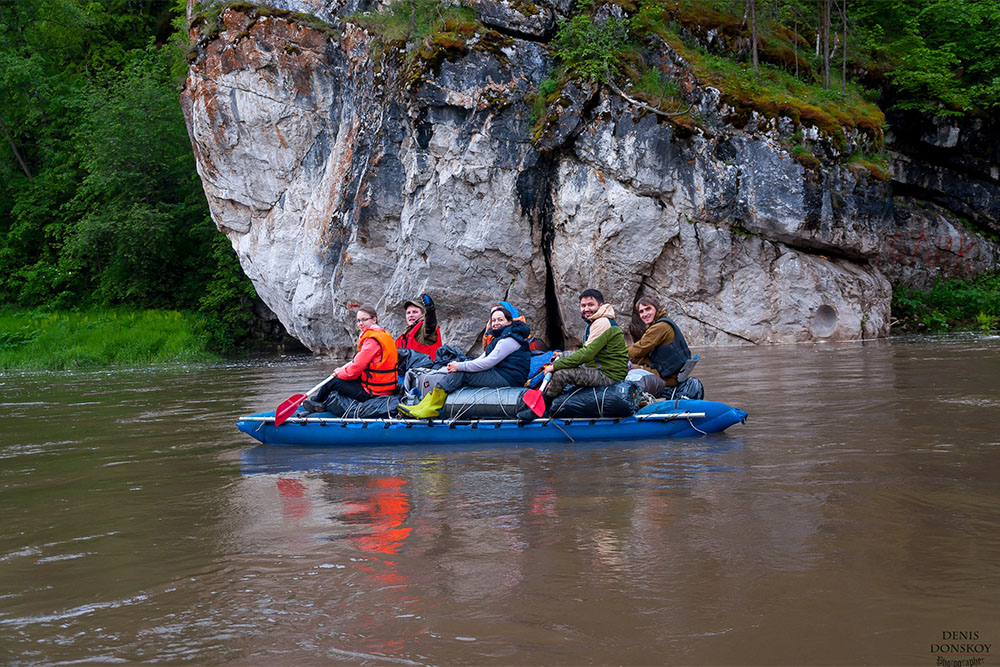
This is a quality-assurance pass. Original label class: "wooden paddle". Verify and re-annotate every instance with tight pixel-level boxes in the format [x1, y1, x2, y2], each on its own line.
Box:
[274, 374, 334, 426]
[522, 372, 552, 418]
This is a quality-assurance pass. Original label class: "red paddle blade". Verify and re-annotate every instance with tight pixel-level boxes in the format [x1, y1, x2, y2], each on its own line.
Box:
[523, 389, 546, 417]
[274, 393, 307, 426]
[523, 372, 553, 417]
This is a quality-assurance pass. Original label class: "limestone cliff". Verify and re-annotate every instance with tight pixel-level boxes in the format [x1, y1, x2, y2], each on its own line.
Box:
[180, 0, 999, 353]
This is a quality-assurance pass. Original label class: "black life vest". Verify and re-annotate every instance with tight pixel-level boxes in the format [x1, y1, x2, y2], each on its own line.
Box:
[484, 321, 531, 387]
[648, 316, 691, 379]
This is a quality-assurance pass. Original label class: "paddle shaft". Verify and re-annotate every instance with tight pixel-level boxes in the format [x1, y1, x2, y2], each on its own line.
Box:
[303, 374, 336, 398]
[274, 373, 335, 426]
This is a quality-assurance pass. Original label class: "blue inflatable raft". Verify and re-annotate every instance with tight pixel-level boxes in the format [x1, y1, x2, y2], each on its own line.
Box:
[236, 399, 747, 447]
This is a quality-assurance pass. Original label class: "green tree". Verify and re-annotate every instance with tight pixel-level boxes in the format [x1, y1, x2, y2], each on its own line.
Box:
[0, 0, 260, 350]
[552, 0, 632, 83]
[854, 0, 1000, 112]
[63, 44, 209, 306]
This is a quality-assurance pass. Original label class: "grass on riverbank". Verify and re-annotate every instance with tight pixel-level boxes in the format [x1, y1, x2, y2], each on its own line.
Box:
[0, 308, 219, 372]
[892, 272, 1000, 333]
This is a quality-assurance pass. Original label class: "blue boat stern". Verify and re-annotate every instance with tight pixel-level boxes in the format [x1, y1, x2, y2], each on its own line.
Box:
[236, 411, 274, 444]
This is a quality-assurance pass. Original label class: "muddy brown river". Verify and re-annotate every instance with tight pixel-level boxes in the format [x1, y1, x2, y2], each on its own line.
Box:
[2, 335, 998, 665]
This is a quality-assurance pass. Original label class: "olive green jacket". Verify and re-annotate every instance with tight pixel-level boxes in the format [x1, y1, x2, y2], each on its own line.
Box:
[552, 324, 629, 381]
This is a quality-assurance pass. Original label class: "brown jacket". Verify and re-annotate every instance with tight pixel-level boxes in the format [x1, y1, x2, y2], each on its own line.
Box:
[627, 308, 677, 384]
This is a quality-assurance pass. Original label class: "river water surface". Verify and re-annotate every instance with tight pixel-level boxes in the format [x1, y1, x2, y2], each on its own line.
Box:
[2, 335, 999, 665]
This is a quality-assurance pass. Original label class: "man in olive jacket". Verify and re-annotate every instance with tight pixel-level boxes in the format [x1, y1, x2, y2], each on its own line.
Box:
[542, 289, 629, 399]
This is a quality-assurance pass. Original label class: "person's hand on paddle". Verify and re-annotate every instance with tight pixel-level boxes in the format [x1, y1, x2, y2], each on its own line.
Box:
[541, 363, 554, 374]
[446, 361, 460, 373]
[421, 293, 434, 309]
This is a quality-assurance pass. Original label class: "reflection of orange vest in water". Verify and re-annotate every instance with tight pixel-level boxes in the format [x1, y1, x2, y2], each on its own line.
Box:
[359, 328, 399, 396]
[354, 477, 412, 555]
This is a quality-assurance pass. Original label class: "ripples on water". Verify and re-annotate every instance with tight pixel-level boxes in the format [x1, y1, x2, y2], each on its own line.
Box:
[1, 338, 999, 665]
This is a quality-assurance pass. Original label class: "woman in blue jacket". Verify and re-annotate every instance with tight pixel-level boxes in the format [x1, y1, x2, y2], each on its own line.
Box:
[399, 306, 530, 418]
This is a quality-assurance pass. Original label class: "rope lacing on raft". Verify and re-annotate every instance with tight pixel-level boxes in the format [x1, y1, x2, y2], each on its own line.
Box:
[444, 387, 523, 424]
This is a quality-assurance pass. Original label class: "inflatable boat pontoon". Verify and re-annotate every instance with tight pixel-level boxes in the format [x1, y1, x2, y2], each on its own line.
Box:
[236, 398, 748, 447]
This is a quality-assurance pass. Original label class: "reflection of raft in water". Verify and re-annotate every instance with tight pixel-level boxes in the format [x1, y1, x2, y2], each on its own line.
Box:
[237, 389, 748, 447]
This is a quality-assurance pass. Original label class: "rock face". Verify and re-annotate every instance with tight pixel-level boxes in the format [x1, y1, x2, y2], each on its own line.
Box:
[878, 111, 1000, 289]
[887, 111, 1000, 237]
[180, 1, 999, 353]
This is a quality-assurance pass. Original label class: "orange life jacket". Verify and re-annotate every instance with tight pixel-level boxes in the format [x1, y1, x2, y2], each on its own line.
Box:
[395, 320, 441, 360]
[359, 328, 399, 396]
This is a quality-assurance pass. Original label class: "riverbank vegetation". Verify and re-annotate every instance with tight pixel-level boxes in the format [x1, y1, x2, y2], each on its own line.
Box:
[0, 0, 258, 360]
[892, 273, 1000, 333]
[540, 0, 1000, 119]
[0, 308, 217, 371]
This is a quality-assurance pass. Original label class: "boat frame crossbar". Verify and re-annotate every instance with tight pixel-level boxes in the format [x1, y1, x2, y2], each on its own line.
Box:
[238, 412, 707, 428]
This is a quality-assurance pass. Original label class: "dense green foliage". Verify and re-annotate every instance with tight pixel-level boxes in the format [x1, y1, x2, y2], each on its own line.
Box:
[538, 0, 886, 150]
[892, 273, 1000, 332]
[0, 307, 217, 370]
[552, 0, 631, 83]
[546, 0, 1000, 120]
[348, 0, 479, 59]
[854, 0, 1000, 114]
[0, 0, 257, 352]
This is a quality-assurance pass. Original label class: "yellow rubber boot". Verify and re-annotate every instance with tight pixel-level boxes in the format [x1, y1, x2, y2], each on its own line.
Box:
[398, 388, 448, 419]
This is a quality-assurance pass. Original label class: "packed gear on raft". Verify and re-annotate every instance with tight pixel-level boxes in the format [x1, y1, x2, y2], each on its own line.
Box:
[398, 305, 531, 419]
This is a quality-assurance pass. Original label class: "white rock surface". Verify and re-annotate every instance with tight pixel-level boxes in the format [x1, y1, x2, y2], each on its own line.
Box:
[180, 3, 995, 354]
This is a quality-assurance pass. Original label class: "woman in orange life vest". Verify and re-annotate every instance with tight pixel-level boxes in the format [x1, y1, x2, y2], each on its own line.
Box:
[303, 305, 398, 412]
[395, 293, 442, 360]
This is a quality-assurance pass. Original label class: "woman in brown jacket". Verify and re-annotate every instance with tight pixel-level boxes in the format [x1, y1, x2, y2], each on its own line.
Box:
[628, 295, 692, 387]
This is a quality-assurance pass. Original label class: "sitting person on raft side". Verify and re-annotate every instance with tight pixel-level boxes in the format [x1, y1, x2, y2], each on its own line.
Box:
[398, 305, 531, 419]
[396, 293, 442, 361]
[303, 305, 399, 412]
[628, 294, 703, 399]
[542, 288, 629, 400]
[480, 300, 548, 353]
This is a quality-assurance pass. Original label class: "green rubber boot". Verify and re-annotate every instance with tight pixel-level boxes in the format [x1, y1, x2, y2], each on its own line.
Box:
[398, 388, 448, 419]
